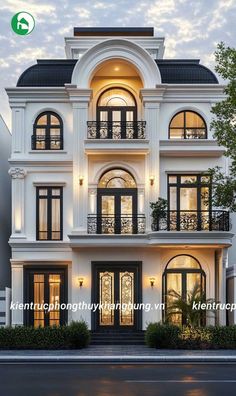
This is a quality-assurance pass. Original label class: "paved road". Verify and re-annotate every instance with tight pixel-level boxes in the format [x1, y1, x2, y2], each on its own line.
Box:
[1, 363, 236, 396]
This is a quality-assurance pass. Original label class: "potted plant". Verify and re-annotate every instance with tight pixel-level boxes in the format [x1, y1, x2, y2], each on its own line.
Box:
[150, 198, 168, 231]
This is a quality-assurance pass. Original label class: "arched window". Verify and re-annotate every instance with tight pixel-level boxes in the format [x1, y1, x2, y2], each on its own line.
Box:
[32, 111, 63, 150]
[169, 111, 207, 139]
[98, 169, 136, 188]
[163, 255, 206, 325]
[98, 88, 136, 107]
[95, 88, 138, 139]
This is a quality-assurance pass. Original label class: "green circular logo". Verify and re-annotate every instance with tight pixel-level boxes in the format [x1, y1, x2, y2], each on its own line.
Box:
[11, 12, 35, 35]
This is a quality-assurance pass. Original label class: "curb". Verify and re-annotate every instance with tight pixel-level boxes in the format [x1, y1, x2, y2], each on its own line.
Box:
[1, 355, 236, 363]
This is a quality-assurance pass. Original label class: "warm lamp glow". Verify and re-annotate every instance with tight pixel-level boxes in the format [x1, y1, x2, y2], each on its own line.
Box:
[114, 66, 120, 71]
[150, 176, 155, 186]
[149, 277, 156, 288]
[78, 277, 84, 287]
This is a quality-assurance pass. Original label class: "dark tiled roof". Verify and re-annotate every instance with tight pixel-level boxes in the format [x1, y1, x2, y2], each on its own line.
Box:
[156, 59, 218, 84]
[17, 58, 218, 87]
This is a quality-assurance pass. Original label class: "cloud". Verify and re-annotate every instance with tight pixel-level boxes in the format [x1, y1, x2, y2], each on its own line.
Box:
[0, 0, 235, 128]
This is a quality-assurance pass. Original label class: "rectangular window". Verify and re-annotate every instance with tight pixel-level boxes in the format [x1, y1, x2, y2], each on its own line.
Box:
[36, 187, 63, 240]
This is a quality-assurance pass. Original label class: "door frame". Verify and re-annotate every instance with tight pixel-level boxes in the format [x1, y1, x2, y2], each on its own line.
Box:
[97, 188, 138, 234]
[91, 261, 142, 332]
[97, 106, 137, 138]
[24, 265, 68, 327]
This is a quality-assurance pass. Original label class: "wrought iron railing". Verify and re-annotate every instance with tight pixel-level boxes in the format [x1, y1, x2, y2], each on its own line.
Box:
[88, 215, 146, 234]
[31, 135, 63, 150]
[170, 128, 207, 139]
[87, 121, 146, 139]
[151, 210, 230, 232]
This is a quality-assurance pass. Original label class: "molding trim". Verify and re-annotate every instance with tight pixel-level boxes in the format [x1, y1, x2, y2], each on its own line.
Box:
[8, 167, 26, 179]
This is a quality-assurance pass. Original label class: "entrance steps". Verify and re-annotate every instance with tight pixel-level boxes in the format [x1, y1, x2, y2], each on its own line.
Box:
[90, 331, 145, 345]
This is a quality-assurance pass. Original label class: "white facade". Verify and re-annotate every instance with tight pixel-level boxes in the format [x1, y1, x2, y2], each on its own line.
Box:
[6, 28, 235, 330]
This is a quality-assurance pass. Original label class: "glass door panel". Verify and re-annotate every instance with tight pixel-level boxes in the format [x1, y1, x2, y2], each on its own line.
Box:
[180, 188, 198, 230]
[121, 196, 133, 234]
[49, 274, 61, 326]
[166, 273, 182, 325]
[101, 196, 115, 234]
[99, 272, 114, 326]
[186, 273, 201, 297]
[119, 272, 134, 326]
[112, 110, 121, 139]
[33, 274, 45, 328]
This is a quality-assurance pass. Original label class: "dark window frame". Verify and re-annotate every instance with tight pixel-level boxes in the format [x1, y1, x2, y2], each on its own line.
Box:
[169, 110, 207, 139]
[32, 111, 64, 150]
[162, 254, 206, 326]
[36, 186, 63, 241]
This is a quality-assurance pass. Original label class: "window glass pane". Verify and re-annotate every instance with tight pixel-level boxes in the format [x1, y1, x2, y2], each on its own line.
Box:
[99, 111, 108, 122]
[37, 115, 47, 125]
[50, 128, 60, 136]
[167, 255, 200, 269]
[39, 199, 48, 240]
[185, 112, 205, 128]
[102, 196, 115, 215]
[50, 115, 60, 125]
[166, 273, 182, 325]
[39, 189, 48, 196]
[180, 176, 197, 184]
[34, 274, 44, 328]
[169, 187, 177, 210]
[36, 128, 46, 136]
[180, 188, 197, 210]
[51, 199, 60, 240]
[51, 189, 60, 196]
[98, 169, 136, 188]
[201, 187, 209, 210]
[121, 196, 132, 215]
[168, 176, 177, 184]
[98, 88, 135, 107]
[169, 128, 184, 139]
[119, 272, 134, 326]
[49, 274, 60, 326]
[186, 273, 201, 296]
[170, 112, 184, 128]
[126, 111, 134, 122]
[99, 271, 114, 325]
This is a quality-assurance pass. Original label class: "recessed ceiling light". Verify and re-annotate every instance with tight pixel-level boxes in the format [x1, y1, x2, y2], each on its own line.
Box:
[114, 66, 120, 71]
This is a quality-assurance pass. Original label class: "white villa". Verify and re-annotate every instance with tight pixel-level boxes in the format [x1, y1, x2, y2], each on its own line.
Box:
[6, 27, 236, 340]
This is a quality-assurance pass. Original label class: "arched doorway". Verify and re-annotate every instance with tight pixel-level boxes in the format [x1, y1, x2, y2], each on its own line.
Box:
[163, 255, 206, 325]
[97, 168, 138, 234]
[96, 87, 137, 139]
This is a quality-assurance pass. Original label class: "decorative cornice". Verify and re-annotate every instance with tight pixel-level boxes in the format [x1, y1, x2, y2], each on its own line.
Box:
[8, 167, 26, 179]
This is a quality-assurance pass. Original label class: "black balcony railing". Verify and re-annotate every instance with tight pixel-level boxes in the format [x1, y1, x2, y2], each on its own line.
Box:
[31, 135, 63, 150]
[87, 121, 146, 139]
[88, 215, 146, 234]
[152, 210, 230, 232]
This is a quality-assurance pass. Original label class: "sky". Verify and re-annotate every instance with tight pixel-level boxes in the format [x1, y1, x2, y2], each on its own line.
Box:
[0, 0, 235, 129]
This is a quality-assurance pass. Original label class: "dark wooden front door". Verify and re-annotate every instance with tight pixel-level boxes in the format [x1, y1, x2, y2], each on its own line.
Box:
[92, 262, 142, 331]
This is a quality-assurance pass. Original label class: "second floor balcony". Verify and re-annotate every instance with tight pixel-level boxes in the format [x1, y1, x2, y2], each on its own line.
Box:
[152, 210, 230, 232]
[87, 214, 146, 234]
[87, 121, 146, 140]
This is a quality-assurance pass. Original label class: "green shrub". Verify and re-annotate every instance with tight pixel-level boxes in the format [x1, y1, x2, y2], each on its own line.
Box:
[145, 322, 180, 348]
[145, 323, 236, 349]
[210, 325, 236, 349]
[0, 321, 90, 350]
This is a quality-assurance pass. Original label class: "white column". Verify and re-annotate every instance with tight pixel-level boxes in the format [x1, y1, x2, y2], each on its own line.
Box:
[140, 89, 164, 231]
[11, 105, 25, 154]
[11, 262, 24, 326]
[217, 248, 228, 325]
[9, 167, 26, 238]
[66, 87, 92, 232]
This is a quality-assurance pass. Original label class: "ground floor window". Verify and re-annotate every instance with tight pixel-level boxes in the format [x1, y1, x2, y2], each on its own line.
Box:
[163, 255, 206, 325]
[24, 267, 67, 327]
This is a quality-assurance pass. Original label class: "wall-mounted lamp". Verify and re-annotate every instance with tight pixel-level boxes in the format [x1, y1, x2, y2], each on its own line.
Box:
[79, 176, 84, 186]
[149, 277, 156, 288]
[78, 277, 84, 287]
[150, 176, 155, 186]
